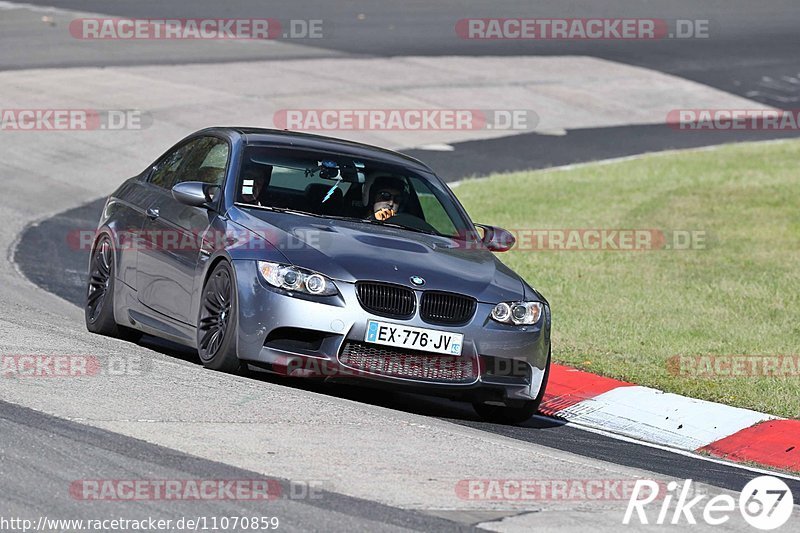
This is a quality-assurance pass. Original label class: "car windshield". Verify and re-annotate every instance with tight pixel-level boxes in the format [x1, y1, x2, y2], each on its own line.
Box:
[233, 145, 471, 238]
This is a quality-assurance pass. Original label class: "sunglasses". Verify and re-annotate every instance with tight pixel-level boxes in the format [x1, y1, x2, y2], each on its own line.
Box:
[376, 190, 404, 203]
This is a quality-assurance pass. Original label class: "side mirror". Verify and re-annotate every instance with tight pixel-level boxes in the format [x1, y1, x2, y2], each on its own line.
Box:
[475, 224, 515, 252]
[172, 181, 218, 208]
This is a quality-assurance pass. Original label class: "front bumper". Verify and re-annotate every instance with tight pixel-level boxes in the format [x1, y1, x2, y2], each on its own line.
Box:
[232, 260, 550, 402]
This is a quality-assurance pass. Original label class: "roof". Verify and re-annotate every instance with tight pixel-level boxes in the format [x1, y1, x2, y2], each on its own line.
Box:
[200, 127, 434, 173]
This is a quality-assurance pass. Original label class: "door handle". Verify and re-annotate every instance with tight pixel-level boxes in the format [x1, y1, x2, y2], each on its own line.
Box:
[146, 207, 160, 220]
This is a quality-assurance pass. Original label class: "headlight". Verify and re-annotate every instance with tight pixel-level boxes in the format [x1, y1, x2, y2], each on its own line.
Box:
[491, 301, 542, 325]
[257, 261, 338, 296]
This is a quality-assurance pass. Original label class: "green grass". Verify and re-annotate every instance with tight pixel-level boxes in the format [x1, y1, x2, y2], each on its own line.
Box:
[452, 140, 800, 419]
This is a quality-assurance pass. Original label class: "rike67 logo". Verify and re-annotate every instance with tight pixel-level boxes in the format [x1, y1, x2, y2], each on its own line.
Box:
[624, 476, 794, 529]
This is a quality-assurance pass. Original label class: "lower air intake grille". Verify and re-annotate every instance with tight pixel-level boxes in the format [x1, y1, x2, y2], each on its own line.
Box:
[339, 341, 475, 383]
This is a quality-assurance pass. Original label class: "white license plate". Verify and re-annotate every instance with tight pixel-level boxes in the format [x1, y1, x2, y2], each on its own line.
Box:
[364, 320, 463, 356]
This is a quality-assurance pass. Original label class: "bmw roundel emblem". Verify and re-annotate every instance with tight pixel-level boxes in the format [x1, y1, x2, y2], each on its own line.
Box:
[410, 276, 425, 286]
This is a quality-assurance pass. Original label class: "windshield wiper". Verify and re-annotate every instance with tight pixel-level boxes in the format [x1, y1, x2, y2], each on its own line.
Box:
[359, 218, 440, 236]
[250, 207, 365, 223]
[235, 203, 317, 217]
[237, 203, 444, 237]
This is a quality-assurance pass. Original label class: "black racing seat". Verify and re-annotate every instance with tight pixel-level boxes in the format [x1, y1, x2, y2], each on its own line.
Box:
[305, 183, 344, 215]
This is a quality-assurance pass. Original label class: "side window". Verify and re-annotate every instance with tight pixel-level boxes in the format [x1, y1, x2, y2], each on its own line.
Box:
[173, 137, 230, 187]
[149, 143, 192, 189]
[409, 177, 458, 236]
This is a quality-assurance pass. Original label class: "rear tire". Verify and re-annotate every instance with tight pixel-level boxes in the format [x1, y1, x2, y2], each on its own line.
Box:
[85, 235, 142, 343]
[197, 261, 244, 373]
[473, 345, 551, 425]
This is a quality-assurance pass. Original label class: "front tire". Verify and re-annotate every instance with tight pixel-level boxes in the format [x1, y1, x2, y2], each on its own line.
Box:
[197, 261, 243, 373]
[472, 400, 539, 425]
[85, 235, 141, 342]
[473, 345, 551, 425]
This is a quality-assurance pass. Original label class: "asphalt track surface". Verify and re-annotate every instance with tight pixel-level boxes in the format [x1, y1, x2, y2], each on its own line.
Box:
[9, 0, 800, 177]
[13, 0, 800, 110]
[1, 401, 475, 533]
[13, 200, 800, 503]
[5, 0, 800, 531]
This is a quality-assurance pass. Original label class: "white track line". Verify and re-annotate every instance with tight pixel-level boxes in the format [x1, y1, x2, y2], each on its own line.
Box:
[533, 414, 800, 482]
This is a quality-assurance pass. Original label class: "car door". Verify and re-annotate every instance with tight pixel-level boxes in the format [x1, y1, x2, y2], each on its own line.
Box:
[136, 136, 230, 324]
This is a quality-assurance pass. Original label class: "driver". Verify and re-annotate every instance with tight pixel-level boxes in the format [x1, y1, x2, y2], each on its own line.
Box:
[367, 176, 407, 221]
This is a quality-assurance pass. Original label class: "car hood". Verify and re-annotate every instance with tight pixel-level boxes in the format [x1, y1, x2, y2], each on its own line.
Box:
[232, 208, 525, 303]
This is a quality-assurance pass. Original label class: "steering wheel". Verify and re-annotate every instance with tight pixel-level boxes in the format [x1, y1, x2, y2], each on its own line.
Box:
[385, 212, 438, 234]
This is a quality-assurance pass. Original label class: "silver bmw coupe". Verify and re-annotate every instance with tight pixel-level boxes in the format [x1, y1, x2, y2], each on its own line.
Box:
[85, 127, 551, 424]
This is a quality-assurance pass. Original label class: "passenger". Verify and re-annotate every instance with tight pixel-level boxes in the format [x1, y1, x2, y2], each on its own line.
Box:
[240, 167, 271, 206]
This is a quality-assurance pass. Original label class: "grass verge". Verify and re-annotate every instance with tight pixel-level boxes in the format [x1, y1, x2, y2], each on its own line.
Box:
[453, 140, 800, 418]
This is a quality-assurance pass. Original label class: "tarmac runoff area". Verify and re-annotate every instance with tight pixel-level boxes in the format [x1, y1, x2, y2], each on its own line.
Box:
[1, 50, 799, 531]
